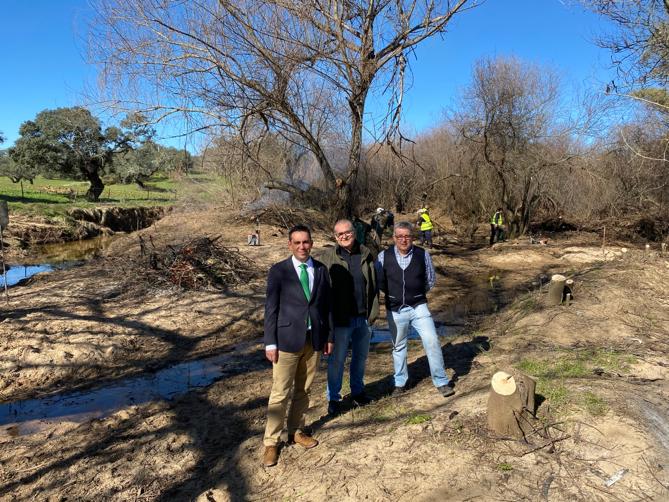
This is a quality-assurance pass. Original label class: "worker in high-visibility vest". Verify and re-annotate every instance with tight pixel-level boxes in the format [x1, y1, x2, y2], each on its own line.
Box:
[490, 208, 504, 246]
[416, 208, 434, 248]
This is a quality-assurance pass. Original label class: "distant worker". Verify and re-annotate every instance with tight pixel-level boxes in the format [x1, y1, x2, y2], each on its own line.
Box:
[248, 216, 261, 245]
[247, 229, 260, 246]
[416, 208, 433, 248]
[372, 208, 394, 240]
[352, 216, 366, 245]
[371, 207, 387, 240]
[490, 208, 504, 246]
[353, 215, 379, 258]
[385, 209, 395, 235]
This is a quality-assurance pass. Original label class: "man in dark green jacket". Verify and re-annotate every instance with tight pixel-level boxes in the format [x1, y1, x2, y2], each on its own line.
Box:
[319, 219, 379, 415]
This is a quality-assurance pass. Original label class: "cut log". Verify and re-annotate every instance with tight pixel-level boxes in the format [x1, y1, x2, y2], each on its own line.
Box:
[487, 371, 537, 439]
[547, 274, 566, 305]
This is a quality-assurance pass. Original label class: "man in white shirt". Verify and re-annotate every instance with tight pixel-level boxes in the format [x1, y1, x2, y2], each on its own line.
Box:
[262, 225, 333, 467]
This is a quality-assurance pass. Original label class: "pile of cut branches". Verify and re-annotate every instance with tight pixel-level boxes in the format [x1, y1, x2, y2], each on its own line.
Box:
[139, 235, 259, 290]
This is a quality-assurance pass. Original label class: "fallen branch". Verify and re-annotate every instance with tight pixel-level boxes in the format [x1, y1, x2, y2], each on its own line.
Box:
[518, 434, 571, 457]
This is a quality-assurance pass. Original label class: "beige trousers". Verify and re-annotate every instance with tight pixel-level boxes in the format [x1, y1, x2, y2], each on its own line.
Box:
[263, 337, 318, 446]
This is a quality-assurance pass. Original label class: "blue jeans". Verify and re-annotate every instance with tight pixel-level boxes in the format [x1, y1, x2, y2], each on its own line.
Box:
[387, 303, 449, 388]
[326, 316, 370, 401]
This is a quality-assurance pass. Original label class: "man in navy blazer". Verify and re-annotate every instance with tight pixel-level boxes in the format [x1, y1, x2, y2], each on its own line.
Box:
[262, 224, 333, 467]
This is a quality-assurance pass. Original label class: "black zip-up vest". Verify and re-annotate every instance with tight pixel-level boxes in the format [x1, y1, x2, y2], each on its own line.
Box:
[382, 246, 427, 312]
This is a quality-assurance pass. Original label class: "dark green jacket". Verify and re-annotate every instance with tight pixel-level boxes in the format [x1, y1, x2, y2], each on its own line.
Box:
[318, 243, 379, 327]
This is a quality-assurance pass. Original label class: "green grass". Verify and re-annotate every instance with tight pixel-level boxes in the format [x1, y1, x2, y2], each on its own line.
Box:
[587, 349, 637, 373]
[516, 349, 635, 379]
[370, 404, 405, 422]
[0, 175, 174, 213]
[405, 412, 432, 425]
[497, 462, 513, 472]
[357, 402, 408, 423]
[516, 357, 588, 379]
[0, 172, 235, 217]
[539, 381, 569, 408]
[515, 349, 626, 416]
[580, 391, 608, 416]
[359, 407, 432, 426]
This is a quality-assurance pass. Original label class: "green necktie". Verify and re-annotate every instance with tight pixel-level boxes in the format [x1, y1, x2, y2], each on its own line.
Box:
[299, 263, 311, 301]
[299, 263, 312, 329]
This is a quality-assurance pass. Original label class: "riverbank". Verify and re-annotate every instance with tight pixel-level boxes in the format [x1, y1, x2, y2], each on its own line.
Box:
[0, 171, 236, 261]
[1, 206, 167, 262]
[0, 208, 667, 500]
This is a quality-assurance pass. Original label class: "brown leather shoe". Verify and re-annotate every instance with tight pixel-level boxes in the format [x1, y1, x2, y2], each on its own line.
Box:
[289, 431, 318, 449]
[263, 445, 279, 467]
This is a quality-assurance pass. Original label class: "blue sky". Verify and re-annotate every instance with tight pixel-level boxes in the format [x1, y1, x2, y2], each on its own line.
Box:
[1, 1, 95, 145]
[399, 0, 616, 133]
[0, 0, 616, 150]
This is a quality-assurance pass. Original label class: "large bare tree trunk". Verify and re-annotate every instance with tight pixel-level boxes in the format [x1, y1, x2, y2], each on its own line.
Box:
[336, 89, 368, 218]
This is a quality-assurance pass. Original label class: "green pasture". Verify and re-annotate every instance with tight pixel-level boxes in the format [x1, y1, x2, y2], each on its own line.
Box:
[0, 172, 231, 216]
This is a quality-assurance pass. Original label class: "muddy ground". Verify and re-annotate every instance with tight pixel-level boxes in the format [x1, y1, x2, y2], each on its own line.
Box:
[0, 208, 668, 501]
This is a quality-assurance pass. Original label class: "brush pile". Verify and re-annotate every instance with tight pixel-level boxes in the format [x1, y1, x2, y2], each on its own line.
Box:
[139, 235, 259, 289]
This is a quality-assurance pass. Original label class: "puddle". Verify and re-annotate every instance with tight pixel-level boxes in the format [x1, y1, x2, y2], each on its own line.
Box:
[1, 236, 114, 288]
[2, 264, 55, 288]
[28, 235, 114, 263]
[370, 322, 458, 344]
[0, 347, 250, 438]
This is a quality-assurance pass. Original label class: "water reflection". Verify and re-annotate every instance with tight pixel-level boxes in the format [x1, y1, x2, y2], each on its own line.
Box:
[1, 235, 114, 287]
[26, 235, 113, 264]
[1, 264, 57, 288]
[0, 349, 243, 437]
[370, 322, 456, 344]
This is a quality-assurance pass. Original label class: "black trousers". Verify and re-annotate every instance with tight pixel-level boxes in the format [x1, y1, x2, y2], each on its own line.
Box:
[489, 224, 501, 246]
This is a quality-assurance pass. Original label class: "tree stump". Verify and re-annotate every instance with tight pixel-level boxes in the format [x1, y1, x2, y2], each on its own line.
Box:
[487, 371, 537, 439]
[564, 278, 574, 304]
[547, 274, 566, 305]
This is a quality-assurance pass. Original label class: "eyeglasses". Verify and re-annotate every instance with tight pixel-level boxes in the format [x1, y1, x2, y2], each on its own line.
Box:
[335, 230, 354, 238]
[394, 235, 412, 241]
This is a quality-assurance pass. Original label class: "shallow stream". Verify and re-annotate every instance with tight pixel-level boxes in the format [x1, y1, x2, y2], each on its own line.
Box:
[1, 236, 114, 287]
[0, 347, 246, 438]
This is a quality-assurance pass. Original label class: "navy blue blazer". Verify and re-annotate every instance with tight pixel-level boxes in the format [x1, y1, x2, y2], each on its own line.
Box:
[263, 257, 332, 352]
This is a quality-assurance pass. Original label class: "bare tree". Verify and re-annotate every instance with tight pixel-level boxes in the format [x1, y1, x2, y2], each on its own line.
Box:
[576, 1, 669, 239]
[452, 56, 581, 236]
[414, 124, 493, 240]
[590, 0, 669, 88]
[89, 0, 477, 216]
[362, 142, 422, 213]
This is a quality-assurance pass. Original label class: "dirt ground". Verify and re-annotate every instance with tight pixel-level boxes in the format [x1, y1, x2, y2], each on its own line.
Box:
[1, 208, 668, 501]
